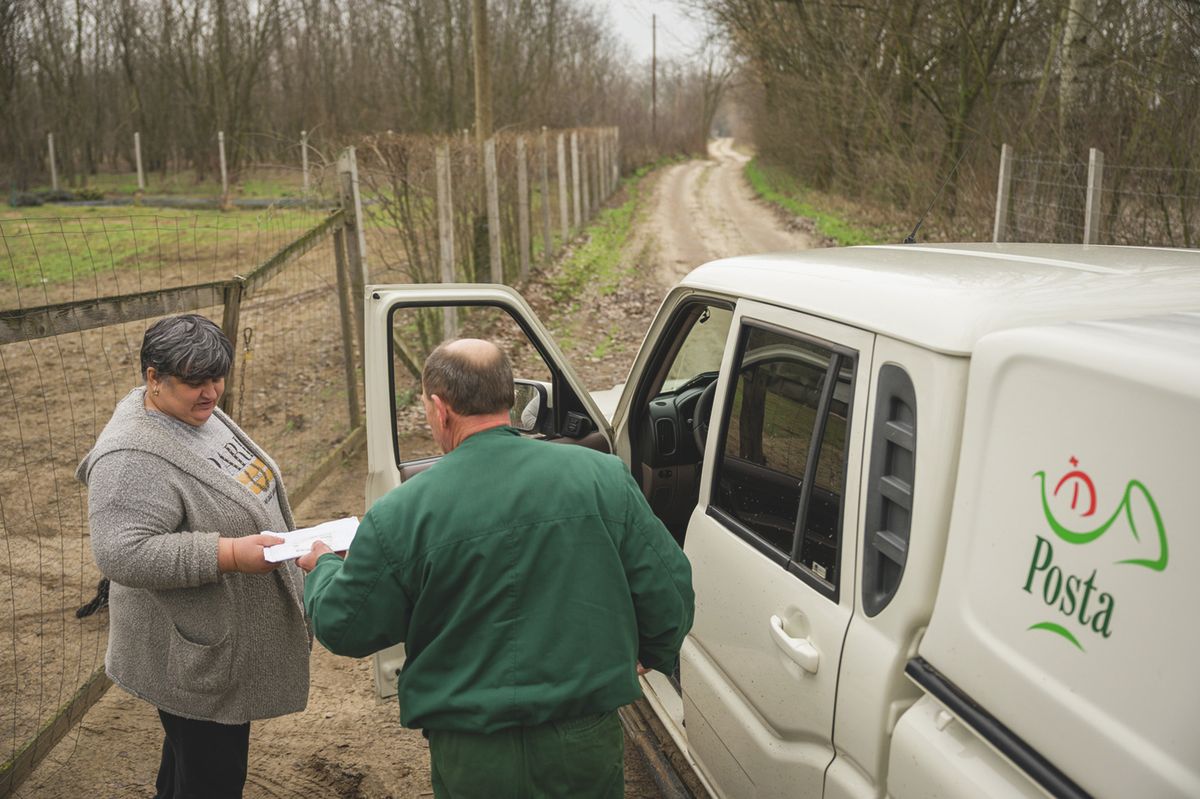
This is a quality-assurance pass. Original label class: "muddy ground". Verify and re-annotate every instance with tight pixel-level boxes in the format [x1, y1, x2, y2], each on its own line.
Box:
[14, 140, 815, 798]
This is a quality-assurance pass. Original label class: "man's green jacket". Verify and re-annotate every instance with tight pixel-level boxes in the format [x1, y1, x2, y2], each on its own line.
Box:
[304, 426, 695, 734]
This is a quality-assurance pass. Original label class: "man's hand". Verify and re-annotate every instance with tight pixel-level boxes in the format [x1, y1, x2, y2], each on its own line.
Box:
[636, 661, 649, 676]
[297, 540, 338, 573]
[218, 534, 284, 574]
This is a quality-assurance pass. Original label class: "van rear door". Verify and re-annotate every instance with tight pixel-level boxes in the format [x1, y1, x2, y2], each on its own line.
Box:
[912, 314, 1200, 798]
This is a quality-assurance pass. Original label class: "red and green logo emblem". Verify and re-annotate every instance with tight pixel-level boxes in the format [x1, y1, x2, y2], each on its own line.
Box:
[1023, 457, 1168, 651]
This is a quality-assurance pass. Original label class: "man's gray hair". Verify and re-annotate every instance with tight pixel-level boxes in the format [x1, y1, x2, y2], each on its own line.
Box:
[422, 339, 514, 416]
[140, 314, 233, 381]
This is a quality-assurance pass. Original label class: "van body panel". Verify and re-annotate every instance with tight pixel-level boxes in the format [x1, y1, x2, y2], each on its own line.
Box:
[830, 339, 969, 798]
[920, 314, 1200, 798]
[886, 695, 1047, 799]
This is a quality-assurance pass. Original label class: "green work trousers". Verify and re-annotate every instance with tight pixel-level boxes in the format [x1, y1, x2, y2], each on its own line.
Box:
[428, 710, 624, 799]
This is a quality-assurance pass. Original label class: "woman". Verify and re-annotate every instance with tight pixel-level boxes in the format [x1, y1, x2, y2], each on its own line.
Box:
[76, 314, 310, 798]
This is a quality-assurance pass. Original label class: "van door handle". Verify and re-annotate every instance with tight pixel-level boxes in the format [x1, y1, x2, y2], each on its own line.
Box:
[769, 615, 820, 674]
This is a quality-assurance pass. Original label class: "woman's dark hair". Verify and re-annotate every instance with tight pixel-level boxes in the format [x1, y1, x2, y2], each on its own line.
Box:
[140, 314, 233, 382]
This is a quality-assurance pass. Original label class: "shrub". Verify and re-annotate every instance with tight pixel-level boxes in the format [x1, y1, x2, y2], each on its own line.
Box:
[9, 191, 43, 207]
[38, 188, 75, 203]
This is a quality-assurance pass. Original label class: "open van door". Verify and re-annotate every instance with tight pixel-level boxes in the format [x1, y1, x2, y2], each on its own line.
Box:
[363, 284, 614, 698]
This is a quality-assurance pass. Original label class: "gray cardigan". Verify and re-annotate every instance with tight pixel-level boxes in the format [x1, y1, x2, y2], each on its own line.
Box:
[76, 388, 310, 724]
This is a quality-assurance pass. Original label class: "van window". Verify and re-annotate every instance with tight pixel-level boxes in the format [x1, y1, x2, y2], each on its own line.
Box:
[711, 323, 855, 599]
[795, 359, 853, 585]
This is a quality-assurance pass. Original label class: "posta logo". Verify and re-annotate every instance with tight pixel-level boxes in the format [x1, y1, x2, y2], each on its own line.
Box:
[1022, 456, 1169, 652]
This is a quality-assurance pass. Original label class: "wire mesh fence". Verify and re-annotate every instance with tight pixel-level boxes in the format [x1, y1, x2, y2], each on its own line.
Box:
[0, 203, 361, 795]
[231, 228, 358, 493]
[355, 127, 618, 381]
[0, 306, 224, 793]
[1001, 150, 1200, 247]
[357, 128, 617, 289]
[15, 129, 344, 212]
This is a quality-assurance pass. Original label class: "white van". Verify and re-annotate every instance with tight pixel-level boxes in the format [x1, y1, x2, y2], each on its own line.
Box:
[363, 243, 1200, 798]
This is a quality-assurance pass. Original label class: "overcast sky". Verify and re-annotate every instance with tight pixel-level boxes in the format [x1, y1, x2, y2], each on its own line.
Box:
[607, 0, 708, 63]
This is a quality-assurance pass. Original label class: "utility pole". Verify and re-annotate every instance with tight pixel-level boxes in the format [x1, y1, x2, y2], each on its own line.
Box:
[472, 0, 493, 146]
[471, 0, 495, 281]
[651, 15, 657, 144]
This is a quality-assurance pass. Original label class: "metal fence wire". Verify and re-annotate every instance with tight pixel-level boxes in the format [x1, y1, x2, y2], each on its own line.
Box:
[999, 149, 1200, 247]
[0, 203, 362, 796]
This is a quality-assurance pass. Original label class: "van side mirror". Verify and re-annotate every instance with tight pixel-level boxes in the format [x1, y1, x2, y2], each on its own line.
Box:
[511, 380, 551, 433]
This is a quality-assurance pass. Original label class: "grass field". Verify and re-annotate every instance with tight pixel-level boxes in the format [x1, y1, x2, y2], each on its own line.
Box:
[17, 166, 333, 201]
[0, 205, 330, 298]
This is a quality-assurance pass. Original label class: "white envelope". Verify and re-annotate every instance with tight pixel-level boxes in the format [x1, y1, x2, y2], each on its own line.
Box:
[263, 516, 359, 563]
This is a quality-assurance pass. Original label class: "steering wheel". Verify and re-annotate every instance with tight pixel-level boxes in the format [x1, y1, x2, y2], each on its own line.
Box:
[692, 379, 719, 453]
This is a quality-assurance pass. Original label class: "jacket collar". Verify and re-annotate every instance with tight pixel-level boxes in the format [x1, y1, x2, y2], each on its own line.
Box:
[77, 388, 291, 533]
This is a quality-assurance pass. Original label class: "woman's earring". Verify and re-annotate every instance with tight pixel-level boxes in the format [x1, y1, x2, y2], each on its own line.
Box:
[153, 385, 160, 397]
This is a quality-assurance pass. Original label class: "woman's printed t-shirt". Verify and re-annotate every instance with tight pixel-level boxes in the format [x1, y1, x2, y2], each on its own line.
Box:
[148, 409, 289, 534]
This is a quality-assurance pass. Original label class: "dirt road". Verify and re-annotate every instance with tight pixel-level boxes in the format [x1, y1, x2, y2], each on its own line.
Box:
[20, 141, 811, 798]
[647, 138, 813, 286]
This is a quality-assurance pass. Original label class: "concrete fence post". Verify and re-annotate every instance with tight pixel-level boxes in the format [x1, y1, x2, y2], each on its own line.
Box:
[48, 133, 58, 191]
[581, 132, 591, 223]
[571, 132, 582, 228]
[993, 143, 1013, 243]
[594, 133, 603, 205]
[436, 144, 458, 337]
[517, 137, 531, 282]
[613, 127, 620, 188]
[218, 131, 229, 206]
[540, 128, 552, 265]
[1084, 147, 1105, 245]
[301, 130, 310, 196]
[557, 134, 569, 243]
[605, 129, 613, 197]
[597, 131, 605, 200]
[134, 132, 145, 192]
[484, 137, 503, 283]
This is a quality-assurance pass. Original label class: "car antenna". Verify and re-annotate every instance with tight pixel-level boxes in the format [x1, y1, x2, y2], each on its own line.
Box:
[903, 149, 969, 244]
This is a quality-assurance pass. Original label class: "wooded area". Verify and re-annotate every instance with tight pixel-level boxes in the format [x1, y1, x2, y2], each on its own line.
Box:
[5, 0, 1198, 241]
[704, 0, 1200, 241]
[1, 0, 714, 190]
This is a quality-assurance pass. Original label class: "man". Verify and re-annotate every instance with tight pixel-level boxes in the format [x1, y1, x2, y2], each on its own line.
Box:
[299, 338, 694, 799]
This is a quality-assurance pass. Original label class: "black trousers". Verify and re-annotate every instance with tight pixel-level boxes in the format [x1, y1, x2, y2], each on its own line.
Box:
[155, 709, 251, 799]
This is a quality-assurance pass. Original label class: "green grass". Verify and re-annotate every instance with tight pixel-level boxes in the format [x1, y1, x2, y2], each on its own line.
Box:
[548, 155, 680, 302]
[550, 179, 642, 301]
[19, 169, 314, 200]
[0, 204, 327, 290]
[591, 326, 622, 359]
[744, 158, 886, 247]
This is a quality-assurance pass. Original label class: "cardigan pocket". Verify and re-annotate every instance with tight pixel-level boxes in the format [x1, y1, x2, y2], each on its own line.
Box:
[167, 625, 234, 695]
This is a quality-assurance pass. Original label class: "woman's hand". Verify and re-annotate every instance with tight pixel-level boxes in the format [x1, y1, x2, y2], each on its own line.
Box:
[217, 534, 285, 574]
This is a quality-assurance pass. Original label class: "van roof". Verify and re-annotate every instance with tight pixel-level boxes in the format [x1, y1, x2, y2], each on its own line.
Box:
[681, 243, 1200, 355]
